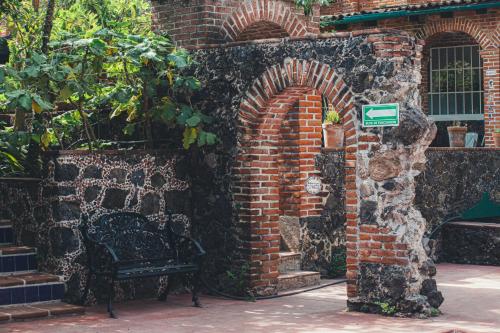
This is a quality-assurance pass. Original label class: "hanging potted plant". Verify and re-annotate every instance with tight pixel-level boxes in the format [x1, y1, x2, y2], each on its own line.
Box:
[494, 129, 500, 148]
[322, 104, 343, 149]
[447, 121, 467, 148]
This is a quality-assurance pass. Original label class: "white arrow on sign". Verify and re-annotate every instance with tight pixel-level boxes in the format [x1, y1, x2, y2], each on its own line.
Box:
[366, 108, 397, 119]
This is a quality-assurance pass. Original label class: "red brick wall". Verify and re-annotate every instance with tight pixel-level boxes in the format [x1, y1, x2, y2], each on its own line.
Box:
[322, 9, 499, 146]
[234, 87, 323, 291]
[236, 21, 289, 42]
[152, 0, 320, 47]
[235, 58, 357, 294]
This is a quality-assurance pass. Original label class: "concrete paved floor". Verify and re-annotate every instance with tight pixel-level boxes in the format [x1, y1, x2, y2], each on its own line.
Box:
[3, 263, 500, 333]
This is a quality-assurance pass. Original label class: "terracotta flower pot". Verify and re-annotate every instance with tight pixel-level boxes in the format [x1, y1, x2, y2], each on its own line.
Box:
[447, 126, 467, 148]
[494, 131, 500, 148]
[322, 123, 344, 148]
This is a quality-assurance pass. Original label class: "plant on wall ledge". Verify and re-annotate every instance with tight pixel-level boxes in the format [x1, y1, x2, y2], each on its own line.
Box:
[295, 0, 332, 15]
[0, 0, 218, 176]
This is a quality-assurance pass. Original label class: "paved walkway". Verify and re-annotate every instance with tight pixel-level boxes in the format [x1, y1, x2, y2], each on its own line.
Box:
[4, 263, 500, 333]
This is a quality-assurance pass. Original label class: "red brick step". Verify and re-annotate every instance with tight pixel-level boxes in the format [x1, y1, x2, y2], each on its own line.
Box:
[0, 245, 36, 255]
[0, 302, 84, 323]
[0, 273, 60, 287]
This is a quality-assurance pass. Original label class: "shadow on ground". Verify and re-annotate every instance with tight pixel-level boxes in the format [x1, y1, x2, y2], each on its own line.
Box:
[4, 264, 500, 333]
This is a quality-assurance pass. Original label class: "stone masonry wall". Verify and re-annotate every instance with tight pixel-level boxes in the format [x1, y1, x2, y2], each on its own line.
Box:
[301, 150, 346, 276]
[0, 150, 191, 304]
[189, 31, 443, 315]
[415, 148, 500, 232]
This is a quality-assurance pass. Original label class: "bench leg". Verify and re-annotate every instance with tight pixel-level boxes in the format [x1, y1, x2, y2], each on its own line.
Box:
[192, 272, 202, 308]
[80, 271, 92, 305]
[107, 279, 116, 318]
[159, 275, 174, 302]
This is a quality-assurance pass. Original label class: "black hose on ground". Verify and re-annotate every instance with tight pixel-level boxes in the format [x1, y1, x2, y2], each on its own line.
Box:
[427, 215, 461, 240]
[201, 277, 347, 301]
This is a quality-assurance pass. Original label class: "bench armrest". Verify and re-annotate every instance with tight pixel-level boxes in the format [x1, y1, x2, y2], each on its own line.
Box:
[80, 223, 121, 272]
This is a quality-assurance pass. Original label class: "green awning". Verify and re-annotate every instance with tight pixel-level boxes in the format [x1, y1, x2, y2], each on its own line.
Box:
[321, 2, 500, 28]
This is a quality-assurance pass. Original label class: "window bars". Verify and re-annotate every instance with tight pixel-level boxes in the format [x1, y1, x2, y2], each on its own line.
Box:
[428, 45, 484, 121]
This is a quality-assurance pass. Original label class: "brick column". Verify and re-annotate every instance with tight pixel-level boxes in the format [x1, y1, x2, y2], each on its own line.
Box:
[481, 48, 499, 146]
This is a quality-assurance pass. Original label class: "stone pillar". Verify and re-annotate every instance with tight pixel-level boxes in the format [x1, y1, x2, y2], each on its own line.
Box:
[348, 34, 444, 317]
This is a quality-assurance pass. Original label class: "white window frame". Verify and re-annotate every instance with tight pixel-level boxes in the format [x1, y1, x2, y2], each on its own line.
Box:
[428, 44, 484, 121]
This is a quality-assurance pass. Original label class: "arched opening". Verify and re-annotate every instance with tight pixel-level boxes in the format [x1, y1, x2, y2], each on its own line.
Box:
[234, 59, 357, 295]
[220, 1, 308, 43]
[421, 31, 485, 146]
[236, 21, 290, 42]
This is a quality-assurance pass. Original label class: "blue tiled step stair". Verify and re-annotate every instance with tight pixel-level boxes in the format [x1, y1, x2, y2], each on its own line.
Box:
[0, 272, 64, 305]
[0, 245, 37, 274]
[0, 222, 84, 323]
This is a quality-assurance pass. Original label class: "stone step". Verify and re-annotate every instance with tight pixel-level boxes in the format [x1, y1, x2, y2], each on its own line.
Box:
[277, 270, 321, 292]
[0, 301, 84, 323]
[0, 273, 64, 306]
[441, 220, 500, 266]
[0, 246, 37, 274]
[0, 245, 36, 256]
[0, 220, 12, 227]
[278, 252, 301, 273]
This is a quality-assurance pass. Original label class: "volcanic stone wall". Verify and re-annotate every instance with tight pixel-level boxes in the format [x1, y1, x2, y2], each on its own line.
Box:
[189, 31, 442, 315]
[416, 148, 499, 231]
[301, 150, 346, 275]
[0, 150, 190, 303]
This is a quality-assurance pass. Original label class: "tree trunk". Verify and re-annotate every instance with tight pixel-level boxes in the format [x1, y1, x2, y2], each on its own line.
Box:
[41, 0, 55, 54]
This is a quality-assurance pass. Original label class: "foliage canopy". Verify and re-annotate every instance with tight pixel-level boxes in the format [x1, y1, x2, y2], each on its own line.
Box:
[0, 0, 217, 176]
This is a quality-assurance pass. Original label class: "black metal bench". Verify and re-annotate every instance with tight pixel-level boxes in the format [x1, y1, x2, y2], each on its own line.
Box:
[80, 211, 205, 318]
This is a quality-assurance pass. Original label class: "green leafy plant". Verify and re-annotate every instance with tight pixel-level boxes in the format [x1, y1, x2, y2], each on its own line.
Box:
[328, 246, 346, 278]
[375, 301, 397, 316]
[323, 104, 341, 125]
[295, 0, 332, 15]
[0, 126, 30, 176]
[430, 307, 441, 317]
[223, 263, 253, 300]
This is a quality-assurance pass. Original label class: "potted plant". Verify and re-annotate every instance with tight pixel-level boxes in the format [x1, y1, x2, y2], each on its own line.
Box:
[447, 121, 467, 148]
[494, 129, 500, 148]
[322, 104, 343, 148]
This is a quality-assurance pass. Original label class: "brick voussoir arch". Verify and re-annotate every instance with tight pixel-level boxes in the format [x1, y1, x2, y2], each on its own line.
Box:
[416, 17, 498, 49]
[221, 0, 308, 42]
[235, 58, 359, 295]
[238, 58, 356, 143]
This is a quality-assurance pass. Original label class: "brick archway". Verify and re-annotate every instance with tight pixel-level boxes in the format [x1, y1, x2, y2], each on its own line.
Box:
[233, 58, 358, 295]
[416, 17, 497, 50]
[221, 1, 308, 42]
[417, 19, 499, 146]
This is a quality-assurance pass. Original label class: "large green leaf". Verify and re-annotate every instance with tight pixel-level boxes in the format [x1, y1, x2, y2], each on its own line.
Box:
[24, 65, 40, 78]
[18, 94, 32, 111]
[176, 104, 193, 125]
[59, 85, 73, 101]
[186, 115, 201, 127]
[182, 127, 197, 149]
[122, 123, 135, 135]
[89, 38, 107, 55]
[167, 53, 187, 69]
[32, 94, 53, 111]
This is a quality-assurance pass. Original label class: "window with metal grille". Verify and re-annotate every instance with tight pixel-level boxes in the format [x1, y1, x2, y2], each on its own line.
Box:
[428, 45, 483, 121]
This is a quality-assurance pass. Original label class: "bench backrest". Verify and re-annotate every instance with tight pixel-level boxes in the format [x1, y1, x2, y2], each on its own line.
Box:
[85, 212, 177, 262]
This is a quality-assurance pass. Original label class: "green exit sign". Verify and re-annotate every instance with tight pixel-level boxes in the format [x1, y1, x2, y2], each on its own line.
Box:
[362, 103, 399, 127]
